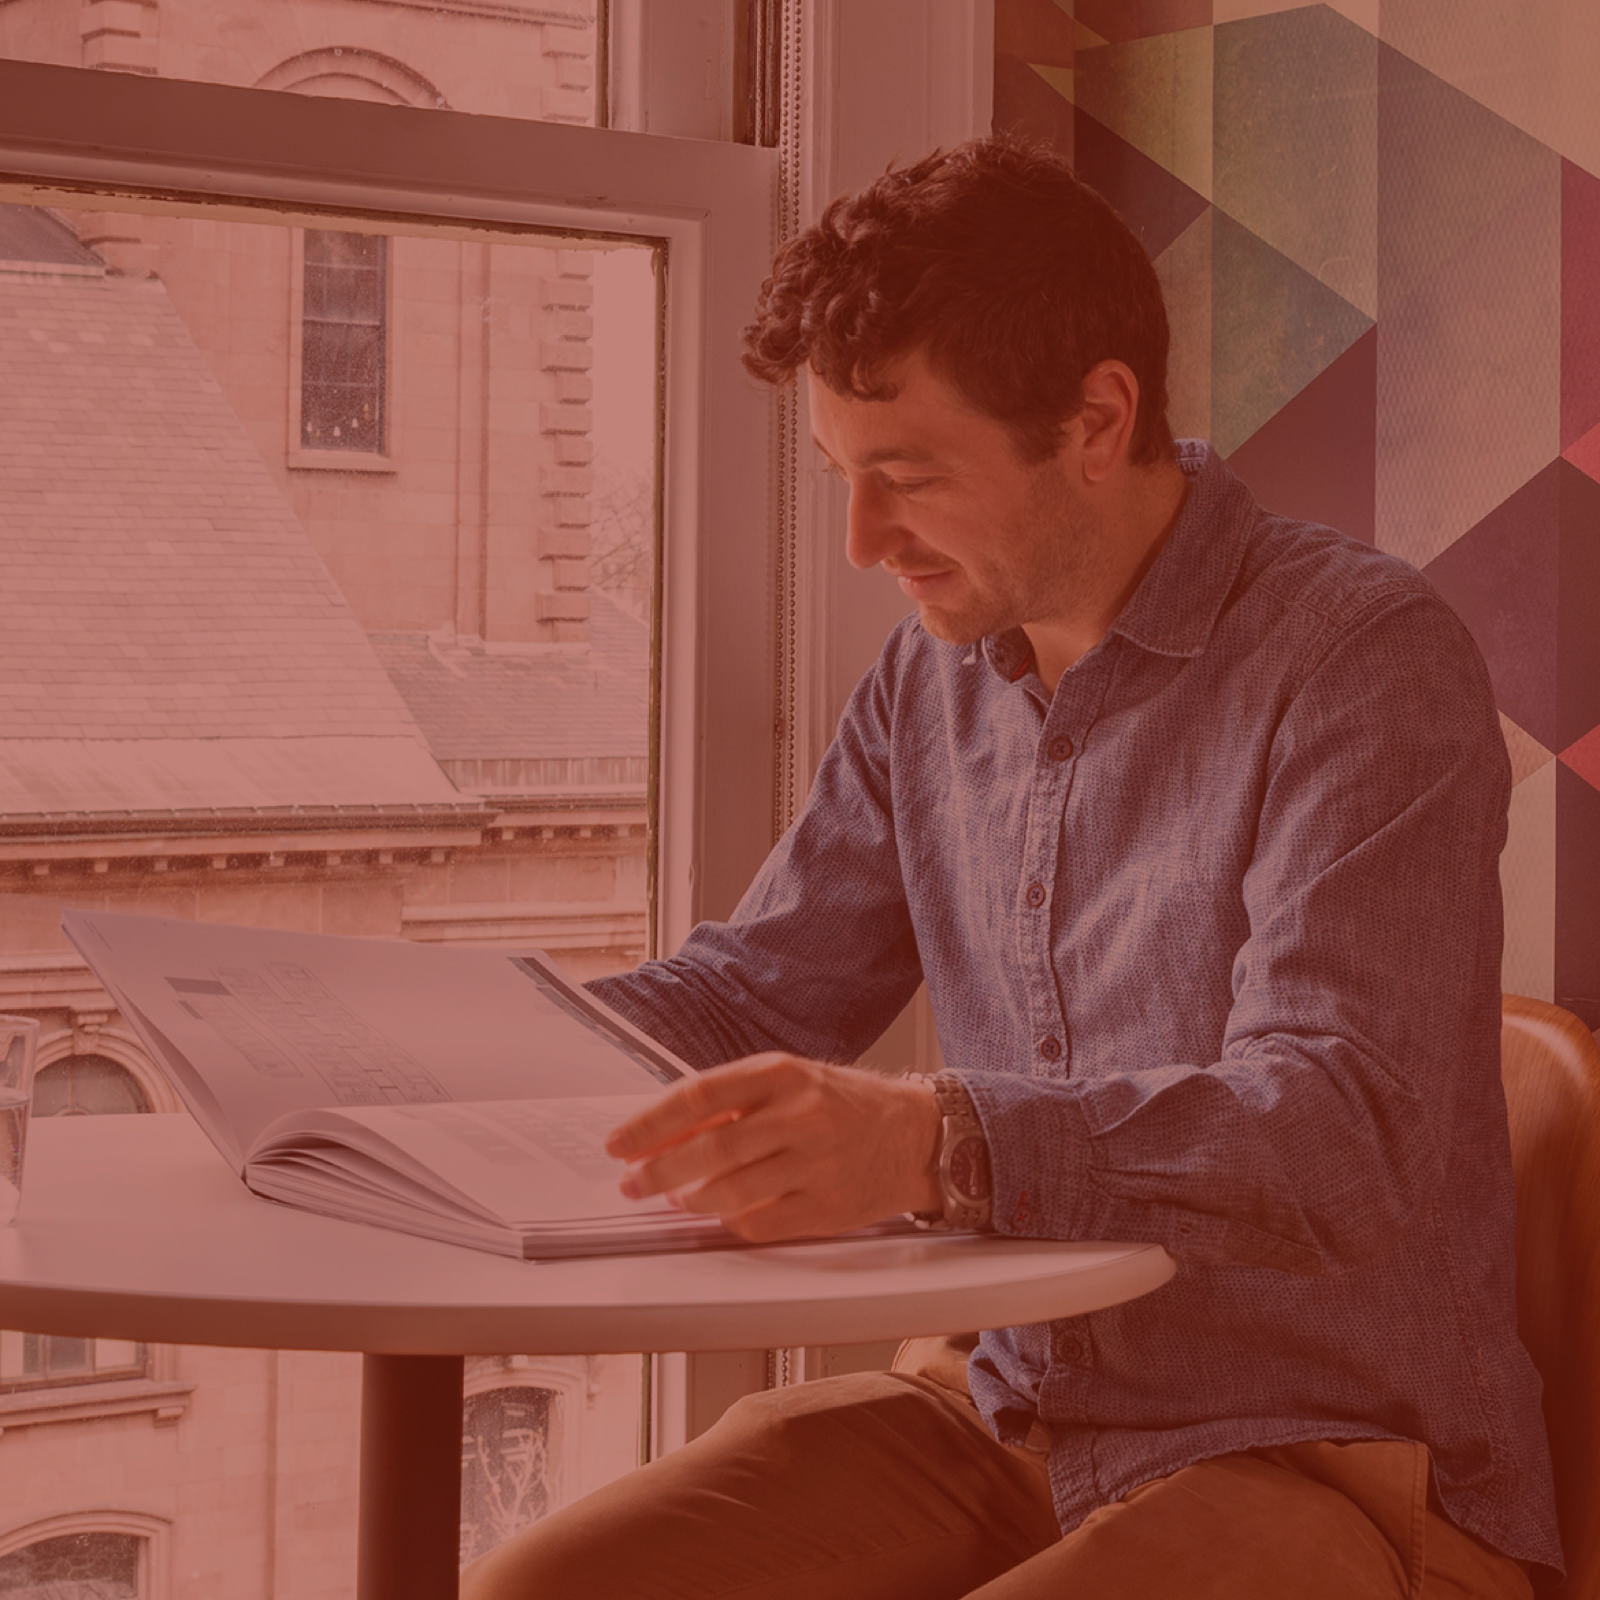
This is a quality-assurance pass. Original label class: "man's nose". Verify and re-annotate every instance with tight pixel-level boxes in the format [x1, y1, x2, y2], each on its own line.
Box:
[844, 479, 901, 571]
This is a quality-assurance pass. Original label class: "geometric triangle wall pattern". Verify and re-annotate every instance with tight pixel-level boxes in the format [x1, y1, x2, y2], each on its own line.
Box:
[993, 0, 1600, 1023]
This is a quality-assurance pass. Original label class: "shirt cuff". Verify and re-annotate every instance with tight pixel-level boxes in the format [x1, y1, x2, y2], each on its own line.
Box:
[956, 1071, 1095, 1239]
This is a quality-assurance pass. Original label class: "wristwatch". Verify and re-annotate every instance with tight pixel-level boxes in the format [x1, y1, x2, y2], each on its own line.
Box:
[907, 1072, 993, 1230]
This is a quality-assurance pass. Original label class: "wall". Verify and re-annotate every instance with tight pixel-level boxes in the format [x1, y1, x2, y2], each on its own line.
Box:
[995, 0, 1600, 1025]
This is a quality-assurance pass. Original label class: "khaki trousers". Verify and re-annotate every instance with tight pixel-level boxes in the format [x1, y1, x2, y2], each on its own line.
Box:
[460, 1336, 1536, 1600]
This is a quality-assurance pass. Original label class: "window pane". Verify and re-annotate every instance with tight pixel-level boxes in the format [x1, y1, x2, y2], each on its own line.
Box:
[306, 229, 384, 275]
[305, 230, 386, 324]
[32, 1057, 149, 1117]
[0, 190, 659, 1574]
[301, 320, 387, 452]
[0, 1531, 140, 1596]
[460, 1384, 554, 1564]
[3, 1044, 149, 1383]
[43, 1338, 91, 1376]
[0, 2, 600, 127]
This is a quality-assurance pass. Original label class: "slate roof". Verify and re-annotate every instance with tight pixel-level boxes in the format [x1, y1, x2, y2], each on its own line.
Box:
[0, 205, 100, 269]
[0, 251, 464, 816]
[368, 594, 648, 766]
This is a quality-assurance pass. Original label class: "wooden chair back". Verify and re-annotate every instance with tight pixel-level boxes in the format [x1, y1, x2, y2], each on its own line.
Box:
[1501, 994, 1600, 1597]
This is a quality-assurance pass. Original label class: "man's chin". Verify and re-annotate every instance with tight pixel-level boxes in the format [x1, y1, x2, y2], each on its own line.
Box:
[912, 605, 988, 647]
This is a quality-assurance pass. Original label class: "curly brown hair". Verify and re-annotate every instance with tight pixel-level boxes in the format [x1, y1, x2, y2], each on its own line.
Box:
[742, 133, 1174, 466]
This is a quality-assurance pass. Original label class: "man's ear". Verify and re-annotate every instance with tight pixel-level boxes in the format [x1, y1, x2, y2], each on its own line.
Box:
[1077, 360, 1140, 484]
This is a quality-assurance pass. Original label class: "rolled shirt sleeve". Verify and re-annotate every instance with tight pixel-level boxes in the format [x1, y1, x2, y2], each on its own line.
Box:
[587, 621, 924, 1073]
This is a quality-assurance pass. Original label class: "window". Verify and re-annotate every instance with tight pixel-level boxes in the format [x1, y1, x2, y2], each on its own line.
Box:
[460, 1385, 555, 1564]
[31, 1056, 149, 1118]
[0, 1332, 146, 1393]
[300, 229, 388, 454]
[0, 1530, 142, 1598]
[2, 1053, 150, 1390]
[0, 1, 601, 128]
[0, 18, 778, 1578]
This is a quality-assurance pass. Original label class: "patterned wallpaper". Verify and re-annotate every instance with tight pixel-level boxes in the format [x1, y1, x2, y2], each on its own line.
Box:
[995, 0, 1600, 1025]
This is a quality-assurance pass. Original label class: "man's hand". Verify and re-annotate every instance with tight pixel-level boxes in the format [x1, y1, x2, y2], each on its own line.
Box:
[605, 1054, 944, 1243]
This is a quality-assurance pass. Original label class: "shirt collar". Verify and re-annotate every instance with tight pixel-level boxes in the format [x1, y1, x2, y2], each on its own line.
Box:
[1106, 440, 1256, 660]
[981, 628, 1038, 682]
[976, 441, 1256, 685]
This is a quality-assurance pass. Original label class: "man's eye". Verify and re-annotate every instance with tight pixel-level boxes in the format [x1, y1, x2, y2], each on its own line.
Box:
[887, 478, 935, 495]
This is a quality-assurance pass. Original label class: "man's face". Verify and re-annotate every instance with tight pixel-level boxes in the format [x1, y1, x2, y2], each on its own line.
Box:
[806, 351, 1103, 649]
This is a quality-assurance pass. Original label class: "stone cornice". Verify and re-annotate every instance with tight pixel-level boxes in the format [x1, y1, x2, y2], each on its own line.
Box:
[0, 798, 646, 875]
[0, 1375, 194, 1436]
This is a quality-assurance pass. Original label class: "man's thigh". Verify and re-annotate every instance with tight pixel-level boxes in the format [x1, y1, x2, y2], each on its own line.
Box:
[965, 1438, 1535, 1600]
[457, 1369, 1058, 1600]
[459, 1358, 1536, 1600]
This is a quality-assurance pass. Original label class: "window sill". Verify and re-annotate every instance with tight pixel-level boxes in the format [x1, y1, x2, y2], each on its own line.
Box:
[0, 1376, 194, 1435]
[287, 448, 397, 474]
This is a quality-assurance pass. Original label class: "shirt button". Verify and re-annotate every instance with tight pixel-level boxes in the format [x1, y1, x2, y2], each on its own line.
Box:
[1047, 735, 1073, 761]
[1038, 1036, 1062, 1061]
[1025, 882, 1046, 908]
[1051, 1327, 1088, 1364]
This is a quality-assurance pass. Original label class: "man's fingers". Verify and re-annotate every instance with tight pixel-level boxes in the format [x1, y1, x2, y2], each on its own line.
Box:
[619, 1106, 785, 1201]
[604, 1054, 795, 1160]
[666, 1150, 801, 1220]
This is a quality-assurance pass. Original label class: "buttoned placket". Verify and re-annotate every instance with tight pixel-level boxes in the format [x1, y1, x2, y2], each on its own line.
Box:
[1010, 647, 1115, 1085]
[1016, 646, 1119, 1462]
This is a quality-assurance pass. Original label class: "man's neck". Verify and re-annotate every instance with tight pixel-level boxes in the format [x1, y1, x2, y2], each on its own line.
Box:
[1025, 459, 1191, 694]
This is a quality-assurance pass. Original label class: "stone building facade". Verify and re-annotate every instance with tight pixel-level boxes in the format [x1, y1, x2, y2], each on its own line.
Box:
[0, 2, 659, 1594]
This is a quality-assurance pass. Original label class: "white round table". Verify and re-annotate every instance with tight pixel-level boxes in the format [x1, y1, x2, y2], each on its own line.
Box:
[0, 1114, 1177, 1598]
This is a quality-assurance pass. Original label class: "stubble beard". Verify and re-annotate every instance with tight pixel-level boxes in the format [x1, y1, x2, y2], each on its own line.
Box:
[916, 508, 1090, 651]
[912, 588, 1011, 648]
[901, 458, 1096, 648]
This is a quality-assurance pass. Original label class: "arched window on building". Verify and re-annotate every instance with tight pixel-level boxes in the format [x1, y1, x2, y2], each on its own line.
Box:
[0, 1053, 150, 1389]
[459, 1384, 555, 1567]
[0, 1528, 143, 1597]
[31, 1054, 150, 1118]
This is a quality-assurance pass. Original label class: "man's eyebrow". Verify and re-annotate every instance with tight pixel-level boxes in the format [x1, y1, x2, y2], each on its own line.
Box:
[808, 437, 945, 469]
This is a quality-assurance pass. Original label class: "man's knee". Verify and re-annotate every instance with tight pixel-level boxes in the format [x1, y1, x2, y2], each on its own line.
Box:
[458, 1372, 962, 1600]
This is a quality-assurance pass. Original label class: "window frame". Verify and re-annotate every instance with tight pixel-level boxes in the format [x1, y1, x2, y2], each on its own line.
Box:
[0, 50, 777, 1469]
[0, 1511, 170, 1600]
[0, 54, 780, 972]
[0, 1330, 148, 1392]
[290, 225, 397, 470]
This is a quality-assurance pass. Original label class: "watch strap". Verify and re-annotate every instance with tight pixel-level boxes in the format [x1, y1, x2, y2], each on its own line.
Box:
[903, 1071, 993, 1231]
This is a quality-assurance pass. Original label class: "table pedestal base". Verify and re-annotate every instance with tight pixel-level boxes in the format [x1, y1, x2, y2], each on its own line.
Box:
[358, 1352, 465, 1600]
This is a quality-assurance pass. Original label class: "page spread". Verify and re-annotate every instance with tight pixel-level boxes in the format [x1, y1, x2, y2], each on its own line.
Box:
[59, 908, 730, 1259]
[248, 1095, 730, 1257]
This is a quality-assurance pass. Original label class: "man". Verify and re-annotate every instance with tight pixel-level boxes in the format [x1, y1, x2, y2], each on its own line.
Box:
[463, 136, 1559, 1597]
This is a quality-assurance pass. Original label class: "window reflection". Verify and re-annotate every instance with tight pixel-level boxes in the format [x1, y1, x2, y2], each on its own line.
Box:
[0, 1531, 142, 1597]
[460, 1385, 555, 1565]
[301, 230, 388, 453]
[32, 1056, 149, 1118]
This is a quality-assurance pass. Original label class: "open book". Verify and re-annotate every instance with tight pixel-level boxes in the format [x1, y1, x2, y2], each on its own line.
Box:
[61, 908, 747, 1260]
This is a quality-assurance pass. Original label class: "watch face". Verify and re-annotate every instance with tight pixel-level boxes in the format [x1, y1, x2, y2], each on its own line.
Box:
[948, 1133, 992, 1203]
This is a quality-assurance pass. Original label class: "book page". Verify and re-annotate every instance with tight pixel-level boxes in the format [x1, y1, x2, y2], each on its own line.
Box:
[63, 908, 689, 1160]
[247, 1096, 916, 1259]
[252, 1094, 679, 1225]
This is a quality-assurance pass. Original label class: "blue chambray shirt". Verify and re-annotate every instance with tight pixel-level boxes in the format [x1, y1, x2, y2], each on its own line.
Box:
[588, 441, 1562, 1575]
